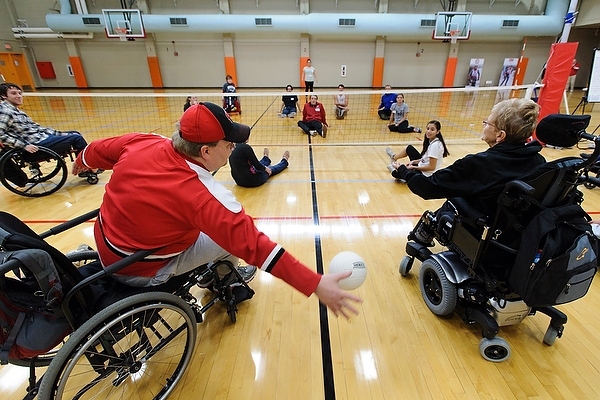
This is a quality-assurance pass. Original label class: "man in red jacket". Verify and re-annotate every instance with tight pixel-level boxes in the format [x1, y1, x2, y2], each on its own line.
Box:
[73, 102, 361, 318]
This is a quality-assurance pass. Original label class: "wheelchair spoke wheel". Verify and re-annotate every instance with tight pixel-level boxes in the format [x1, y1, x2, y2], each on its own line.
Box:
[0, 147, 67, 197]
[38, 292, 197, 400]
[418, 258, 457, 316]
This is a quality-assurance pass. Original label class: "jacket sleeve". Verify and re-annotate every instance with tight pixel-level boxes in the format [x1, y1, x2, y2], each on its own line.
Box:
[191, 194, 321, 296]
[76, 133, 141, 171]
[244, 145, 266, 172]
[405, 154, 482, 200]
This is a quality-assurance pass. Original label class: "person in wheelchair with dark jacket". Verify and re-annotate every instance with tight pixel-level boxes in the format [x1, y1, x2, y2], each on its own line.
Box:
[0, 82, 97, 178]
[394, 98, 546, 245]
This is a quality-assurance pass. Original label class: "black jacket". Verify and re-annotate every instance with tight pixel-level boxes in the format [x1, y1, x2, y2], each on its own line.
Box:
[229, 143, 268, 188]
[400, 141, 545, 216]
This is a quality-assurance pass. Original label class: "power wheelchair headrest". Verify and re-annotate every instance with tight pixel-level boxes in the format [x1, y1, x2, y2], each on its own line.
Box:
[536, 114, 591, 148]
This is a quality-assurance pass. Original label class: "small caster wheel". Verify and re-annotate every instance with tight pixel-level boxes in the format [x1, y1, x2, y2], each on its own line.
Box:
[399, 256, 414, 276]
[543, 325, 561, 346]
[479, 337, 511, 362]
[227, 299, 237, 323]
[87, 174, 99, 184]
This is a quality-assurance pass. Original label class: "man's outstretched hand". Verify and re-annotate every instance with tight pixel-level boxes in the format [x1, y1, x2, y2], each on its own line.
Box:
[314, 272, 363, 319]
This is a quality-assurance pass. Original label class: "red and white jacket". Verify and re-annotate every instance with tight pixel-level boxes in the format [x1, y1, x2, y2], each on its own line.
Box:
[76, 133, 321, 296]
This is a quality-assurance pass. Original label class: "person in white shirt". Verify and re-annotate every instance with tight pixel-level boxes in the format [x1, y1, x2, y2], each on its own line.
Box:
[333, 84, 349, 119]
[301, 58, 317, 94]
[385, 120, 450, 179]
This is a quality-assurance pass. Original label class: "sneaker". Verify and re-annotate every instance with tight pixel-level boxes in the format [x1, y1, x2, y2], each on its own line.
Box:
[289, 112, 296, 118]
[197, 274, 215, 289]
[415, 127, 422, 133]
[282, 150, 290, 161]
[236, 265, 257, 283]
[277, 113, 285, 118]
[385, 147, 396, 161]
[309, 130, 317, 136]
[407, 229, 434, 247]
[321, 125, 328, 138]
[29, 167, 42, 178]
[387, 164, 395, 173]
[263, 148, 269, 157]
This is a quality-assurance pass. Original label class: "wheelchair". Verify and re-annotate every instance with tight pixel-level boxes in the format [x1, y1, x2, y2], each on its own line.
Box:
[0, 208, 254, 399]
[0, 143, 100, 197]
[223, 96, 241, 114]
[399, 114, 599, 362]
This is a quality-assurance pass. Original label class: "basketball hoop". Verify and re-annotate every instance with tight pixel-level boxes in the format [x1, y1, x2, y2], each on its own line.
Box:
[449, 30, 460, 44]
[115, 27, 128, 42]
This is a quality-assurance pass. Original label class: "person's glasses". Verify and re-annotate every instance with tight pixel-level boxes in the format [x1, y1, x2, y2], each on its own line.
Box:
[219, 141, 235, 150]
[482, 120, 499, 130]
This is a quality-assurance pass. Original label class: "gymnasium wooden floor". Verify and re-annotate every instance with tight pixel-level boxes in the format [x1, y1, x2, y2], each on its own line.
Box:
[1, 90, 600, 399]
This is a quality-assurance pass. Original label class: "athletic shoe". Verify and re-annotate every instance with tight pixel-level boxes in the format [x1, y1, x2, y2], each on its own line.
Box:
[415, 127, 422, 133]
[237, 265, 257, 283]
[385, 147, 395, 161]
[321, 125, 328, 138]
[289, 112, 296, 118]
[387, 164, 395, 173]
[277, 113, 285, 118]
[309, 130, 317, 136]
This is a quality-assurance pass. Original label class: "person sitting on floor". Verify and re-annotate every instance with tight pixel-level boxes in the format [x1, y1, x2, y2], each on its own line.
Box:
[229, 143, 290, 188]
[386, 120, 449, 180]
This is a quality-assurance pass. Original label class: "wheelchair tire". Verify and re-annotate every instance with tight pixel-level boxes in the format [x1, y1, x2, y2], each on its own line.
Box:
[0, 147, 68, 197]
[543, 325, 560, 346]
[479, 337, 511, 362]
[399, 256, 414, 277]
[418, 258, 457, 316]
[38, 292, 197, 400]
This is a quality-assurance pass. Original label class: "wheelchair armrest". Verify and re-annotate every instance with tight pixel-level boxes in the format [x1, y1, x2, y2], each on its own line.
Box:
[503, 180, 535, 196]
[447, 198, 489, 227]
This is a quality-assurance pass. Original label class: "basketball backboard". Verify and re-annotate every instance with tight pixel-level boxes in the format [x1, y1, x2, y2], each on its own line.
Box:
[103, 9, 145, 38]
[433, 12, 472, 40]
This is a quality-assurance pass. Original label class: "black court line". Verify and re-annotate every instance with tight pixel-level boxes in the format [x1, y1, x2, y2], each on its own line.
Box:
[307, 138, 336, 400]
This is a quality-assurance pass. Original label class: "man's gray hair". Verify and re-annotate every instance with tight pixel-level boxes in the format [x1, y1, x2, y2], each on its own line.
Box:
[172, 131, 213, 158]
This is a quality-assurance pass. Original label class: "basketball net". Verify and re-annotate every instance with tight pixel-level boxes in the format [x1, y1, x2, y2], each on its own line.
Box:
[115, 27, 127, 42]
[450, 30, 460, 44]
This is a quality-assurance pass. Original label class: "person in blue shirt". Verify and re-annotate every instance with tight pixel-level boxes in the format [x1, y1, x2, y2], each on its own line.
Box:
[378, 84, 397, 120]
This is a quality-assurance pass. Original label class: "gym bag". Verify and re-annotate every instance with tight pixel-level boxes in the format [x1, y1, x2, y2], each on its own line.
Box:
[509, 204, 598, 308]
[0, 249, 71, 364]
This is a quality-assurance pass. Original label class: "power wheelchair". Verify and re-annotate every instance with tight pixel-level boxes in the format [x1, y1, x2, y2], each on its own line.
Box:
[399, 114, 599, 362]
[0, 208, 254, 399]
[0, 143, 100, 198]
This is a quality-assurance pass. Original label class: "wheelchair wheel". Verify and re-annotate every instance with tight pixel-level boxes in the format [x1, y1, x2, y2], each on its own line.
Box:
[479, 337, 511, 362]
[399, 256, 414, 277]
[543, 325, 560, 346]
[0, 147, 68, 197]
[418, 258, 457, 316]
[38, 292, 197, 400]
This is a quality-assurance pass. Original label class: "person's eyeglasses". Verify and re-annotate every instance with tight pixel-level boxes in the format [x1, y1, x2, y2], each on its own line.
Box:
[482, 120, 499, 130]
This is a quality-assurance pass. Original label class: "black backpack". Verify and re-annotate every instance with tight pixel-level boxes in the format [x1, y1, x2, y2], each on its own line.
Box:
[508, 204, 598, 308]
[0, 249, 71, 364]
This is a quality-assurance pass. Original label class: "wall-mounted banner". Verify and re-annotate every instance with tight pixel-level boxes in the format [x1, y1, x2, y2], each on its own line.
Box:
[499, 58, 518, 86]
[466, 58, 484, 87]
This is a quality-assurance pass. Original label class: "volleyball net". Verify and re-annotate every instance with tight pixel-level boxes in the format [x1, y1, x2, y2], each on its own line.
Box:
[21, 85, 537, 147]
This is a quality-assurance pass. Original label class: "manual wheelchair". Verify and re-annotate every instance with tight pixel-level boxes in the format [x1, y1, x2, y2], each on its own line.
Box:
[399, 114, 599, 362]
[0, 143, 100, 198]
[0, 208, 254, 399]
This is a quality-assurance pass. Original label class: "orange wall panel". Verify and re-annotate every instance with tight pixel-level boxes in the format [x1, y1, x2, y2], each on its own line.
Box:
[372, 57, 384, 88]
[443, 58, 458, 88]
[224, 57, 237, 84]
[147, 56, 163, 88]
[68, 56, 88, 88]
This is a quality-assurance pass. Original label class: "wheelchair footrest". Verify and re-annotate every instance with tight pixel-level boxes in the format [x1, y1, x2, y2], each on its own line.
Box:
[406, 241, 433, 262]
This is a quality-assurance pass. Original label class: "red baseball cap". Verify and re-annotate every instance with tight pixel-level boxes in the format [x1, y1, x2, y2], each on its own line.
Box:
[179, 102, 250, 143]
